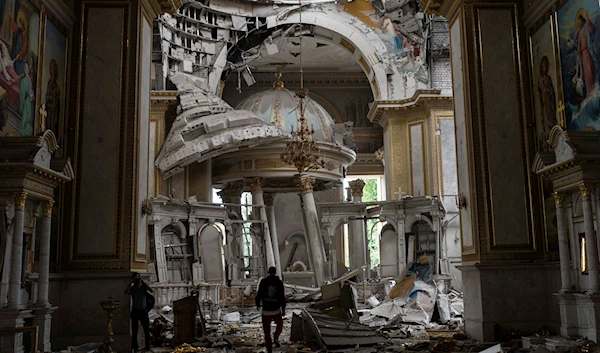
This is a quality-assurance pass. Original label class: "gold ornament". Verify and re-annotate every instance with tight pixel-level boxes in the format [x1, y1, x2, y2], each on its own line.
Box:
[580, 184, 591, 197]
[552, 192, 564, 205]
[14, 192, 28, 207]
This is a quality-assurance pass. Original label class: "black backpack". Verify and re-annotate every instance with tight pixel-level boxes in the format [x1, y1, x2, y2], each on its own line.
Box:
[145, 291, 155, 312]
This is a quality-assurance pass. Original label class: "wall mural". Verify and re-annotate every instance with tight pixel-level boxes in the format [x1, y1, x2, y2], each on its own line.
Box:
[40, 18, 67, 142]
[0, 0, 40, 137]
[557, 0, 600, 131]
[341, 0, 428, 84]
[531, 18, 560, 152]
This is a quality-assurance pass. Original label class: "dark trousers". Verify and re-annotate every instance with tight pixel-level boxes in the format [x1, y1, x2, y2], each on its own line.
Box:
[262, 313, 283, 352]
[131, 308, 150, 350]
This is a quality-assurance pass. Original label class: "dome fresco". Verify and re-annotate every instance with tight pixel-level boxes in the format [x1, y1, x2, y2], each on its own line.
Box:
[236, 79, 335, 143]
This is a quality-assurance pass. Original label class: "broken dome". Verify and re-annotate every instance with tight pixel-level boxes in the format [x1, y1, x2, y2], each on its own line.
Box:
[155, 72, 290, 179]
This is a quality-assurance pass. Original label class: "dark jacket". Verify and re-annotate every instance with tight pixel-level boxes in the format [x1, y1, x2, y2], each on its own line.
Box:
[255, 275, 286, 312]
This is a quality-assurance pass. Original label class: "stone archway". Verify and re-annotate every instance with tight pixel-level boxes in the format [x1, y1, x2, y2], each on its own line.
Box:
[379, 223, 398, 278]
[198, 224, 225, 282]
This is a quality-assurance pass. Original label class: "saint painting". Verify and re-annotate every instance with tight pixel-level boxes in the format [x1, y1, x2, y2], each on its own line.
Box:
[0, 0, 39, 137]
[41, 19, 67, 141]
[557, 0, 600, 131]
[531, 19, 560, 151]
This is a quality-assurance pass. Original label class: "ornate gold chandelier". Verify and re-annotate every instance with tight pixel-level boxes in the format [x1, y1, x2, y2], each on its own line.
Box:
[280, 89, 327, 176]
[279, 0, 327, 177]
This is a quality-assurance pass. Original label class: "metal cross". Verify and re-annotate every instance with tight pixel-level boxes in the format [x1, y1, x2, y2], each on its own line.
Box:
[39, 104, 48, 132]
[394, 187, 406, 200]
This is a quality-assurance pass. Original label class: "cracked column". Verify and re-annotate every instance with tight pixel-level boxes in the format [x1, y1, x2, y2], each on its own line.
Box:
[264, 193, 282, 277]
[349, 179, 367, 281]
[299, 176, 326, 286]
[8, 192, 27, 309]
[245, 178, 276, 269]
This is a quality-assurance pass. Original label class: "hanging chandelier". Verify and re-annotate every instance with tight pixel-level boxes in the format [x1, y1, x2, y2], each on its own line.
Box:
[279, 0, 327, 178]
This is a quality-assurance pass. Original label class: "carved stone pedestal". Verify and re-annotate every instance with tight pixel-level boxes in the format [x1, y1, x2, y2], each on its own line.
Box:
[574, 294, 600, 341]
[32, 306, 57, 353]
[0, 309, 33, 353]
[554, 293, 578, 337]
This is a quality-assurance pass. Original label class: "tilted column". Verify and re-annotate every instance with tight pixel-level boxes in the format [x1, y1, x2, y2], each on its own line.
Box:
[8, 192, 27, 309]
[553, 192, 573, 292]
[349, 179, 367, 281]
[299, 176, 327, 286]
[37, 200, 54, 306]
[245, 178, 276, 269]
[581, 184, 600, 294]
[264, 193, 282, 277]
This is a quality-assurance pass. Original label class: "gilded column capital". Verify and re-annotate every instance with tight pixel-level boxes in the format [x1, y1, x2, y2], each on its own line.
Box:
[349, 179, 366, 197]
[580, 184, 591, 197]
[263, 193, 276, 207]
[552, 192, 564, 205]
[13, 192, 28, 207]
[298, 176, 316, 194]
[41, 200, 54, 214]
[244, 177, 264, 194]
[218, 181, 245, 204]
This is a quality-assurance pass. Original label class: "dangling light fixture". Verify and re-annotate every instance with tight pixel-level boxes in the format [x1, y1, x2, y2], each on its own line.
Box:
[280, 0, 327, 177]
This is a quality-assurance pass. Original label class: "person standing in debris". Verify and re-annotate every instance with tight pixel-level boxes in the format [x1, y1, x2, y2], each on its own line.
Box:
[125, 272, 153, 352]
[256, 266, 286, 353]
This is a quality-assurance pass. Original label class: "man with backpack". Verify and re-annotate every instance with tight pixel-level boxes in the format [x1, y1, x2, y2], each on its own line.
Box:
[255, 267, 286, 353]
[125, 272, 153, 352]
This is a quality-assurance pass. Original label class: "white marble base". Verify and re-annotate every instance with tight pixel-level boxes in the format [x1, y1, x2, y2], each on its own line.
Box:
[458, 262, 560, 342]
[574, 293, 600, 341]
[31, 305, 57, 353]
[0, 309, 33, 353]
[554, 293, 578, 337]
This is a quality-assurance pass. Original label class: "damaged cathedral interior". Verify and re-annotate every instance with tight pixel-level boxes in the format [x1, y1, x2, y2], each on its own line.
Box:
[1, 0, 600, 352]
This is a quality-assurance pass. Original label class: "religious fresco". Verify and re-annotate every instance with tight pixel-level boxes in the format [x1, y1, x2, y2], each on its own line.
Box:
[0, 0, 40, 137]
[340, 0, 428, 83]
[557, 0, 600, 131]
[530, 18, 560, 151]
[40, 18, 67, 141]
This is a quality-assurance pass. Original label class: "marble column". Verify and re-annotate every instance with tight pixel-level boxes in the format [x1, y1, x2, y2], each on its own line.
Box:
[299, 176, 327, 286]
[8, 192, 27, 310]
[566, 200, 581, 291]
[553, 192, 573, 293]
[37, 200, 53, 307]
[264, 193, 282, 277]
[349, 179, 367, 281]
[1, 207, 14, 307]
[219, 182, 245, 274]
[581, 184, 600, 294]
[245, 178, 276, 269]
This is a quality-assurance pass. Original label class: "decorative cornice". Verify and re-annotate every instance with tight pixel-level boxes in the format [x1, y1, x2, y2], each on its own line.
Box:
[42, 200, 54, 214]
[552, 192, 563, 205]
[142, 0, 182, 18]
[224, 72, 370, 87]
[420, 0, 462, 19]
[298, 176, 316, 194]
[367, 90, 453, 127]
[14, 192, 28, 207]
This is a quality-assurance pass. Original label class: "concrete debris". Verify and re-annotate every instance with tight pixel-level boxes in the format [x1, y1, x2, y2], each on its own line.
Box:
[162, 305, 174, 313]
[221, 311, 241, 322]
